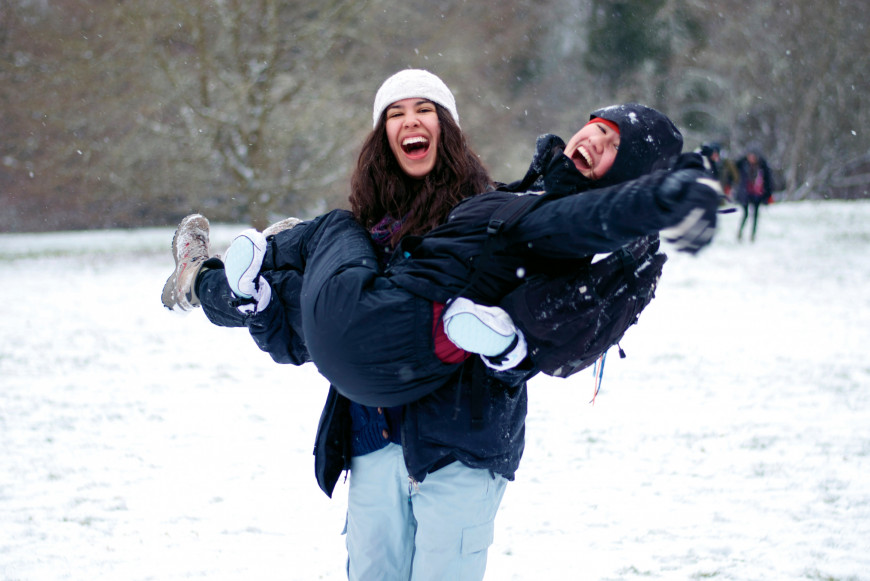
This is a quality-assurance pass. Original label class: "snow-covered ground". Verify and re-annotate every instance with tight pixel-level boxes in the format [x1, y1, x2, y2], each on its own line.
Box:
[2, 201, 869, 581]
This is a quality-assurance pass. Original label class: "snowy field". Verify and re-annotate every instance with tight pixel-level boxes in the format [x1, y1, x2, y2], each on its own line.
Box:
[1, 200, 869, 581]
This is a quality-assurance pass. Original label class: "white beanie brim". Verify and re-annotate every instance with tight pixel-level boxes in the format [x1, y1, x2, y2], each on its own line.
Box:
[372, 69, 459, 128]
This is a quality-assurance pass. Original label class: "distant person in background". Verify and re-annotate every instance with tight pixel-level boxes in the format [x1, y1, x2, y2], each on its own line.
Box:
[699, 142, 739, 202]
[735, 145, 773, 242]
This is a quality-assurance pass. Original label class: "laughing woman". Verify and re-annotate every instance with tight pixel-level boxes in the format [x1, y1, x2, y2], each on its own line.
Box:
[161, 70, 721, 580]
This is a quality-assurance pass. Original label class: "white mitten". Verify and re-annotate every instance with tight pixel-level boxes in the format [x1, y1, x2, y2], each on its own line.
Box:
[481, 328, 528, 372]
[443, 297, 528, 370]
[224, 229, 267, 298]
[236, 276, 272, 315]
[443, 297, 518, 356]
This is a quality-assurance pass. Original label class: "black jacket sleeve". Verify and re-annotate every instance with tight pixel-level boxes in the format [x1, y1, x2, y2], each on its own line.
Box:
[240, 221, 316, 366]
[244, 268, 310, 365]
[506, 166, 711, 259]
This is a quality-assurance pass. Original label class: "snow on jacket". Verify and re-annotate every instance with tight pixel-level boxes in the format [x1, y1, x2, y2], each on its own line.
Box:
[240, 104, 704, 496]
[243, 160, 713, 495]
[243, 213, 529, 493]
[386, 150, 709, 307]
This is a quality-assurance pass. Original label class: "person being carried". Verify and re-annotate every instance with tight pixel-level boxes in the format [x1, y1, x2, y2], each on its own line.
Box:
[165, 70, 514, 581]
[164, 103, 723, 408]
[161, 70, 721, 581]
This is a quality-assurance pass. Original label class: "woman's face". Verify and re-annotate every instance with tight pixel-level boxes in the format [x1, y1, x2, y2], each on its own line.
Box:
[384, 98, 441, 179]
[563, 121, 621, 180]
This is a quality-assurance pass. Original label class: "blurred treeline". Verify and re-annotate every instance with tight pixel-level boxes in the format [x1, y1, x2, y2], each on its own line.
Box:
[2, 0, 868, 233]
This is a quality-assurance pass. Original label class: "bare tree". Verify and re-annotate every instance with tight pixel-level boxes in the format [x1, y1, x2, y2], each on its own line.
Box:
[3, 0, 870, 233]
[679, 0, 870, 199]
[149, 0, 370, 228]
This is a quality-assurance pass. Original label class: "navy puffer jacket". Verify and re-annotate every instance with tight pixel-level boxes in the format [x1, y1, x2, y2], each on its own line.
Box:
[242, 105, 710, 495]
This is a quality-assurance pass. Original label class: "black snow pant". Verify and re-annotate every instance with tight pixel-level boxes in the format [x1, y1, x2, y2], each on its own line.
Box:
[298, 211, 460, 407]
[738, 197, 763, 241]
[196, 210, 460, 407]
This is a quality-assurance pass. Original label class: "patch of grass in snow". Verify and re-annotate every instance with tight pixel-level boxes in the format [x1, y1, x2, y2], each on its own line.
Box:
[804, 570, 862, 581]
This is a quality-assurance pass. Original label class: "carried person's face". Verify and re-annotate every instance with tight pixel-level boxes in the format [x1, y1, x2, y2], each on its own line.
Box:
[385, 98, 441, 179]
[563, 121, 620, 180]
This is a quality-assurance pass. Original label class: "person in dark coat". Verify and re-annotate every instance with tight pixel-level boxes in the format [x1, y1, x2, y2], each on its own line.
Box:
[177, 98, 721, 476]
[735, 145, 774, 242]
[161, 70, 721, 580]
[699, 142, 739, 201]
[222, 103, 721, 403]
[163, 69, 513, 581]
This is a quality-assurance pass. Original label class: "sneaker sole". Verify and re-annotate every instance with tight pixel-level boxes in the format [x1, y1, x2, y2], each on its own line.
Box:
[263, 216, 302, 238]
[161, 223, 185, 309]
[161, 214, 208, 311]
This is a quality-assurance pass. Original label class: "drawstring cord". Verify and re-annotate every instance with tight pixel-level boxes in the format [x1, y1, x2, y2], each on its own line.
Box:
[591, 351, 606, 404]
[591, 343, 626, 404]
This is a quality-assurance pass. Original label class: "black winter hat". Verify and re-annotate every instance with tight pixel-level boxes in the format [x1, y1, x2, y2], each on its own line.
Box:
[589, 103, 683, 187]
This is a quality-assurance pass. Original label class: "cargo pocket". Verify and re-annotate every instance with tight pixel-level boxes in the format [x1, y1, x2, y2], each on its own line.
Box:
[461, 519, 495, 555]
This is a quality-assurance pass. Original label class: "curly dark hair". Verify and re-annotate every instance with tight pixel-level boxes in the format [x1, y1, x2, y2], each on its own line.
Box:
[349, 105, 492, 247]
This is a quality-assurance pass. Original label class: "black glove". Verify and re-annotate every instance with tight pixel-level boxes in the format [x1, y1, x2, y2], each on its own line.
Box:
[668, 154, 737, 214]
[658, 170, 723, 254]
[531, 134, 567, 175]
[499, 134, 567, 193]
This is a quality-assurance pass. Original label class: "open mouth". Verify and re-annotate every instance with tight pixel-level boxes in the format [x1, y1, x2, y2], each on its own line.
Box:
[571, 145, 593, 171]
[402, 136, 430, 157]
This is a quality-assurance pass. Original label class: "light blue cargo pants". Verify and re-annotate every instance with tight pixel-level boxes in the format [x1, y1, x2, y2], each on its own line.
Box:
[345, 443, 507, 581]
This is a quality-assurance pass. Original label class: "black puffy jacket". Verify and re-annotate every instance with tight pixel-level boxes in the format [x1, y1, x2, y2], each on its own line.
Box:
[236, 206, 531, 494]
[242, 159, 712, 497]
[234, 105, 707, 496]
[387, 143, 706, 306]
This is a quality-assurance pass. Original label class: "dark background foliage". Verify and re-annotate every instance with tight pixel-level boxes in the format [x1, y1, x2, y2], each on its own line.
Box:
[2, 0, 868, 232]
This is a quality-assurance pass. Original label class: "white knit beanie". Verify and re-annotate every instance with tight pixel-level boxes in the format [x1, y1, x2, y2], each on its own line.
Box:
[372, 69, 460, 128]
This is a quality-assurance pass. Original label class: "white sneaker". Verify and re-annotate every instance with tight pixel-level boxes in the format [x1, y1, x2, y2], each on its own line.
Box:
[263, 216, 302, 238]
[223, 229, 267, 299]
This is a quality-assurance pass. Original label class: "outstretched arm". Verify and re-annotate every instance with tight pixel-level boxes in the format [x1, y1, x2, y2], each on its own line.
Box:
[509, 156, 722, 258]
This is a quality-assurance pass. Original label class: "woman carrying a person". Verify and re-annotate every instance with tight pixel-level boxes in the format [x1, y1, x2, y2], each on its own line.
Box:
[161, 69, 721, 580]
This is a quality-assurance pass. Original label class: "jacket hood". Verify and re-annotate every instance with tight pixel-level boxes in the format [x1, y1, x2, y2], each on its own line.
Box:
[589, 103, 683, 187]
